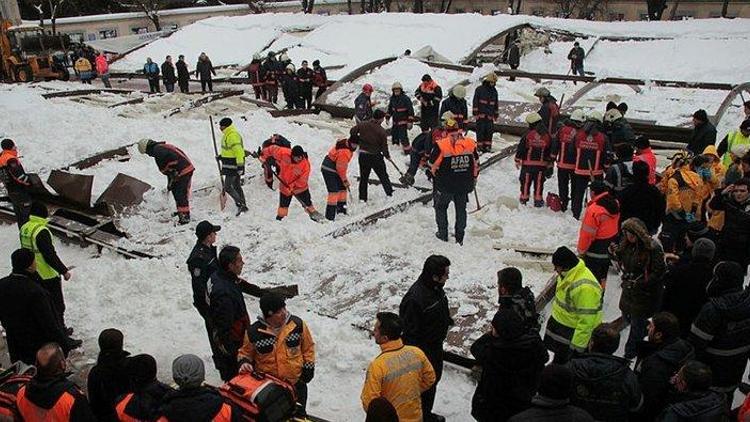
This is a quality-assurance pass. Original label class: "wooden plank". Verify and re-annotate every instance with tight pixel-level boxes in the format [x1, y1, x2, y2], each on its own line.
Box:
[354, 176, 431, 193]
[493, 243, 556, 255]
[165, 90, 244, 117]
[42, 88, 134, 99]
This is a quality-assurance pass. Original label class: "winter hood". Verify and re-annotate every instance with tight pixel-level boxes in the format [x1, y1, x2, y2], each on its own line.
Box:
[591, 191, 620, 215]
[654, 338, 695, 368]
[702, 144, 720, 159]
[621, 217, 654, 250]
[568, 353, 630, 382]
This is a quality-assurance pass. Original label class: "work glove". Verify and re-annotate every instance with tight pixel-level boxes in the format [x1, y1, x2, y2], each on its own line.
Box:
[343, 180, 350, 189]
[300, 364, 315, 383]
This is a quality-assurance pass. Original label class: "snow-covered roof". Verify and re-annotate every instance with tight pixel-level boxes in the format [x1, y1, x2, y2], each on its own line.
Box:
[23, 4, 251, 26]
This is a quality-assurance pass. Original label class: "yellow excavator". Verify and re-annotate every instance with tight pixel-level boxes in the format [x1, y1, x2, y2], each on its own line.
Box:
[1, 19, 70, 82]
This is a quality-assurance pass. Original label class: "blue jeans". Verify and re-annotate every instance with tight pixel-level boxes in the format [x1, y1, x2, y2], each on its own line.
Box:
[572, 64, 585, 76]
[624, 313, 648, 359]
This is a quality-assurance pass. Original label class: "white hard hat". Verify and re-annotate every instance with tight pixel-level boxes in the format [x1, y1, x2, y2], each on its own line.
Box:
[588, 111, 604, 123]
[570, 109, 586, 123]
[392, 82, 403, 90]
[280, 53, 289, 62]
[525, 112, 542, 125]
[137, 139, 151, 154]
[604, 109, 622, 122]
[253, 53, 261, 61]
[286, 63, 295, 72]
[451, 85, 466, 99]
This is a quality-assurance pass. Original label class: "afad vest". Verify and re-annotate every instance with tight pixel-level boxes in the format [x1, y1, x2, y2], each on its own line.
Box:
[19, 216, 59, 280]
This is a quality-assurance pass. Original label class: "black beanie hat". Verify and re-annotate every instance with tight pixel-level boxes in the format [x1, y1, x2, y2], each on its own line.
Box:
[492, 309, 525, 340]
[219, 117, 232, 127]
[538, 364, 573, 400]
[365, 397, 399, 422]
[552, 246, 578, 270]
[260, 293, 286, 318]
[291, 145, 305, 157]
[707, 261, 745, 296]
[313, 60, 320, 67]
[606, 101, 618, 111]
[11, 248, 34, 272]
[98, 328, 124, 353]
[30, 201, 48, 218]
[1, 138, 14, 150]
[693, 109, 708, 122]
[421, 74, 431, 82]
[126, 354, 157, 388]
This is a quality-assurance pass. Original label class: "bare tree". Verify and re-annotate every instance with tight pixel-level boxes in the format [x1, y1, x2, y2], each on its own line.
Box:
[25, 0, 66, 33]
[246, 0, 265, 13]
[117, 0, 182, 31]
[413, 0, 423, 13]
[668, 0, 680, 19]
[300, 0, 315, 13]
[721, 0, 729, 17]
[347, 0, 352, 13]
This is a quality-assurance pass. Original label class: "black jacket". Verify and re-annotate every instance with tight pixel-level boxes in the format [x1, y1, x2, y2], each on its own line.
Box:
[568, 46, 585, 67]
[187, 242, 219, 318]
[399, 276, 453, 353]
[687, 121, 717, 155]
[0, 271, 71, 364]
[176, 60, 189, 82]
[354, 92, 373, 121]
[0, 153, 31, 193]
[350, 120, 389, 157]
[506, 43, 520, 67]
[708, 192, 750, 267]
[439, 95, 468, 128]
[619, 181, 665, 234]
[208, 269, 250, 353]
[507, 395, 595, 422]
[297, 67, 313, 88]
[538, 97, 559, 134]
[146, 142, 194, 180]
[116, 381, 173, 421]
[689, 288, 750, 390]
[195, 58, 215, 80]
[87, 350, 131, 422]
[498, 286, 541, 333]
[158, 386, 239, 422]
[386, 93, 414, 126]
[661, 258, 713, 337]
[22, 374, 95, 421]
[161, 61, 176, 84]
[607, 118, 635, 145]
[605, 161, 634, 197]
[635, 338, 695, 421]
[472, 82, 498, 120]
[470, 331, 548, 422]
[657, 390, 727, 422]
[566, 353, 642, 421]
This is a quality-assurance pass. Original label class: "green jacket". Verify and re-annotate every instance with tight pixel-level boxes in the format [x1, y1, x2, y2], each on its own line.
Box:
[551, 259, 603, 351]
[722, 130, 750, 167]
[19, 216, 59, 280]
[220, 124, 245, 170]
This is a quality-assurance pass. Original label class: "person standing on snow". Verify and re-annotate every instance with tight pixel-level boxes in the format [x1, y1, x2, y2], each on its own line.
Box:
[160, 55, 177, 93]
[505, 39, 521, 81]
[297, 60, 314, 109]
[534, 87, 559, 135]
[195, 52, 216, 93]
[568, 41, 585, 79]
[515, 112, 553, 207]
[439, 85, 468, 130]
[312, 60, 327, 99]
[176, 55, 190, 93]
[0, 138, 33, 228]
[355, 84, 377, 123]
[570, 111, 610, 220]
[238, 293, 316, 416]
[218, 118, 248, 216]
[137, 139, 194, 225]
[429, 112, 479, 245]
[262, 52, 279, 103]
[415, 74, 443, 131]
[247, 53, 265, 100]
[472, 73, 499, 153]
[399, 255, 453, 422]
[551, 110, 586, 212]
[95, 52, 111, 88]
[577, 181, 620, 285]
[350, 109, 394, 202]
[143, 57, 160, 93]
[688, 109, 717, 155]
[321, 137, 358, 221]
[386, 81, 415, 155]
[275, 146, 322, 222]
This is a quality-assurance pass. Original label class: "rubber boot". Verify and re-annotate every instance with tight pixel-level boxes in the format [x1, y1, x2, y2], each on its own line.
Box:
[325, 205, 337, 221]
[336, 202, 347, 215]
[178, 212, 190, 225]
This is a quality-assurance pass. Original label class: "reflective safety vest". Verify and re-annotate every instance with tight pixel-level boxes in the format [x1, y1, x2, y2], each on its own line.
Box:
[220, 124, 245, 171]
[551, 259, 603, 352]
[19, 216, 58, 280]
[16, 385, 76, 421]
[721, 130, 750, 167]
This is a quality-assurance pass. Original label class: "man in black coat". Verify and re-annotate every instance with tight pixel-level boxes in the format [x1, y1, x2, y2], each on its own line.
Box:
[439, 85, 468, 130]
[496, 267, 540, 332]
[505, 39, 520, 81]
[658, 361, 727, 421]
[195, 52, 216, 92]
[138, 139, 194, 225]
[0, 249, 79, 365]
[176, 55, 190, 93]
[386, 82, 415, 154]
[708, 178, 750, 273]
[160, 55, 177, 93]
[566, 323, 643, 422]
[619, 160, 665, 235]
[297, 60, 314, 109]
[661, 239, 715, 337]
[508, 364, 594, 422]
[114, 354, 173, 421]
[399, 255, 453, 422]
[634, 312, 695, 421]
[687, 109, 717, 155]
[186, 221, 225, 375]
[0, 138, 33, 228]
[87, 328, 131, 422]
[207, 245, 250, 382]
[689, 261, 750, 398]
[471, 309, 548, 422]
[472, 73, 499, 152]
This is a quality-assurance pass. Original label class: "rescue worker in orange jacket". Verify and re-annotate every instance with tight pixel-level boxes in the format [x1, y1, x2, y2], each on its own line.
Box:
[703, 145, 727, 231]
[275, 146, 321, 221]
[16, 343, 95, 422]
[429, 112, 479, 245]
[551, 110, 586, 212]
[0, 138, 33, 228]
[257, 134, 292, 190]
[137, 139, 194, 225]
[238, 293, 316, 416]
[157, 354, 238, 422]
[570, 111, 611, 220]
[321, 137, 358, 221]
[577, 181, 620, 285]
[115, 354, 173, 422]
[661, 152, 703, 253]
[386, 81, 415, 154]
[361, 311, 436, 422]
[515, 112, 553, 207]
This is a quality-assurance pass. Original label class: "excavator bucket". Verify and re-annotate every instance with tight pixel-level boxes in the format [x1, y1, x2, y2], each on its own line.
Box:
[47, 170, 93, 208]
[95, 173, 152, 213]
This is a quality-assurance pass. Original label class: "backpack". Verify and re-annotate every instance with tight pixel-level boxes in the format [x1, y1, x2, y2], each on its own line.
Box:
[218, 371, 297, 422]
[546, 192, 562, 212]
[0, 363, 36, 422]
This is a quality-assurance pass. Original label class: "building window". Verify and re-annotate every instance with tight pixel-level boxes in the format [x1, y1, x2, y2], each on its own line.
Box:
[87, 33, 97, 41]
[531, 8, 544, 16]
[608, 13, 625, 21]
[491, 9, 502, 15]
[98, 29, 117, 39]
[66, 32, 84, 43]
[131, 26, 149, 34]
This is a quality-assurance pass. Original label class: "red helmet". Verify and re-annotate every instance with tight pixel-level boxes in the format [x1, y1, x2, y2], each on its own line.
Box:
[362, 83, 374, 93]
